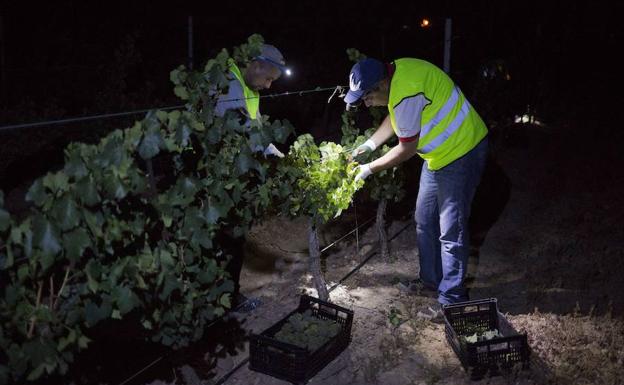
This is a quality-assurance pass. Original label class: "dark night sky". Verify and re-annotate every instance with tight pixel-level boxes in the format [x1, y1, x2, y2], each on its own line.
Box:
[1, 1, 622, 133]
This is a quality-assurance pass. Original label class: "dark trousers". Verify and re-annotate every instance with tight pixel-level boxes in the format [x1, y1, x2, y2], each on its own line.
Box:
[218, 234, 246, 299]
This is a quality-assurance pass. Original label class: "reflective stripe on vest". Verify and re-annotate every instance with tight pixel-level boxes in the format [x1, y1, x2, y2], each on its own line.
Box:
[418, 87, 470, 154]
[228, 60, 260, 120]
[420, 86, 460, 140]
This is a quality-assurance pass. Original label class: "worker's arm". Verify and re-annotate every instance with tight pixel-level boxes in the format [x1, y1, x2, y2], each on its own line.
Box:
[368, 114, 395, 148]
[354, 95, 426, 180]
[351, 114, 395, 157]
[369, 139, 419, 173]
[368, 94, 426, 171]
[354, 139, 419, 181]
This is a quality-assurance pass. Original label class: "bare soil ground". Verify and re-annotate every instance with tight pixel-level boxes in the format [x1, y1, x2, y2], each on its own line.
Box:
[139, 123, 624, 385]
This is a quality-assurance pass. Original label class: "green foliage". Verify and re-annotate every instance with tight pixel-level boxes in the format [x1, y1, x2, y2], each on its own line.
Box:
[281, 134, 363, 224]
[231, 33, 264, 66]
[0, 108, 241, 382]
[346, 48, 366, 62]
[388, 307, 404, 327]
[0, 34, 295, 384]
[274, 309, 342, 351]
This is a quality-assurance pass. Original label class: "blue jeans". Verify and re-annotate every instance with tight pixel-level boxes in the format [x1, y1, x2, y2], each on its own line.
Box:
[415, 138, 488, 305]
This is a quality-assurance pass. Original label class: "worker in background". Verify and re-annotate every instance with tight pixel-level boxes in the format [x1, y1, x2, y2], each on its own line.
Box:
[345, 57, 488, 321]
[215, 43, 289, 312]
[216, 43, 288, 157]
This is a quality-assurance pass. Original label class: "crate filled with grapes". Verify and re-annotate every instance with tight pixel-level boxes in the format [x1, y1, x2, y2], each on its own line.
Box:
[443, 298, 530, 380]
[249, 295, 354, 384]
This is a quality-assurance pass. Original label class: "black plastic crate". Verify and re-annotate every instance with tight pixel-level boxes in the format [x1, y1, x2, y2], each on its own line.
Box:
[443, 298, 530, 380]
[249, 295, 354, 384]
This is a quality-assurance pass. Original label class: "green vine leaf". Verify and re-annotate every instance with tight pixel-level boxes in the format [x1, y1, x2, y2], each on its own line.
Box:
[52, 196, 80, 231]
[25, 179, 50, 207]
[113, 286, 140, 315]
[32, 215, 62, 258]
[138, 130, 163, 160]
[174, 85, 189, 100]
[84, 300, 111, 326]
[63, 228, 91, 262]
[95, 136, 124, 168]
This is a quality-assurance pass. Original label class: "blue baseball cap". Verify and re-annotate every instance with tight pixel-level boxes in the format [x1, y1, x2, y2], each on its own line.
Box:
[344, 58, 386, 104]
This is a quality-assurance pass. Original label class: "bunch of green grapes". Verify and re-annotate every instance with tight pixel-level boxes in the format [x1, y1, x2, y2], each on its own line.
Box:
[274, 310, 342, 351]
[461, 329, 502, 344]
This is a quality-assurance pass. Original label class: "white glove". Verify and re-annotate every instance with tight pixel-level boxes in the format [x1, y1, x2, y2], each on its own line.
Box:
[355, 164, 373, 182]
[351, 139, 376, 158]
[263, 143, 285, 158]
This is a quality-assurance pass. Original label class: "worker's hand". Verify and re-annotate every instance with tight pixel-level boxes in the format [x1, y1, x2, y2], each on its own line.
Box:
[351, 139, 376, 159]
[263, 143, 285, 158]
[354, 164, 373, 182]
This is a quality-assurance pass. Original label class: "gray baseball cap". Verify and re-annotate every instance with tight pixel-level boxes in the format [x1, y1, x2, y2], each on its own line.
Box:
[255, 44, 287, 73]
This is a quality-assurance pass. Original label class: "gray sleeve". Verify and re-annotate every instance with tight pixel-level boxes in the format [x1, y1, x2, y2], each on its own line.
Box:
[215, 78, 247, 117]
[394, 94, 428, 139]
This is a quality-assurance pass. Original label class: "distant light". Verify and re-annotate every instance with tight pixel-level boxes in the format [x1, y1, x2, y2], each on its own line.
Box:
[420, 18, 431, 28]
[284, 68, 292, 77]
[514, 114, 543, 126]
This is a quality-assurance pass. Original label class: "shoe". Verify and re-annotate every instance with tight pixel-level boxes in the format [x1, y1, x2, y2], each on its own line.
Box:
[397, 278, 437, 297]
[232, 293, 262, 313]
[415, 303, 445, 323]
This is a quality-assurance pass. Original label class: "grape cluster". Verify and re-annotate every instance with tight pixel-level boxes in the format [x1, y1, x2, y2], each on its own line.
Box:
[461, 329, 502, 344]
[274, 310, 342, 352]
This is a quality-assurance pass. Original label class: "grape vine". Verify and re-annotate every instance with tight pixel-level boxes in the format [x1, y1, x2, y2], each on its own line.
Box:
[0, 38, 381, 384]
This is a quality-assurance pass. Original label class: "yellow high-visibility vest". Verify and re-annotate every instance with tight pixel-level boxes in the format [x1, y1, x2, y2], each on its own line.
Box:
[388, 58, 487, 170]
[228, 59, 259, 120]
